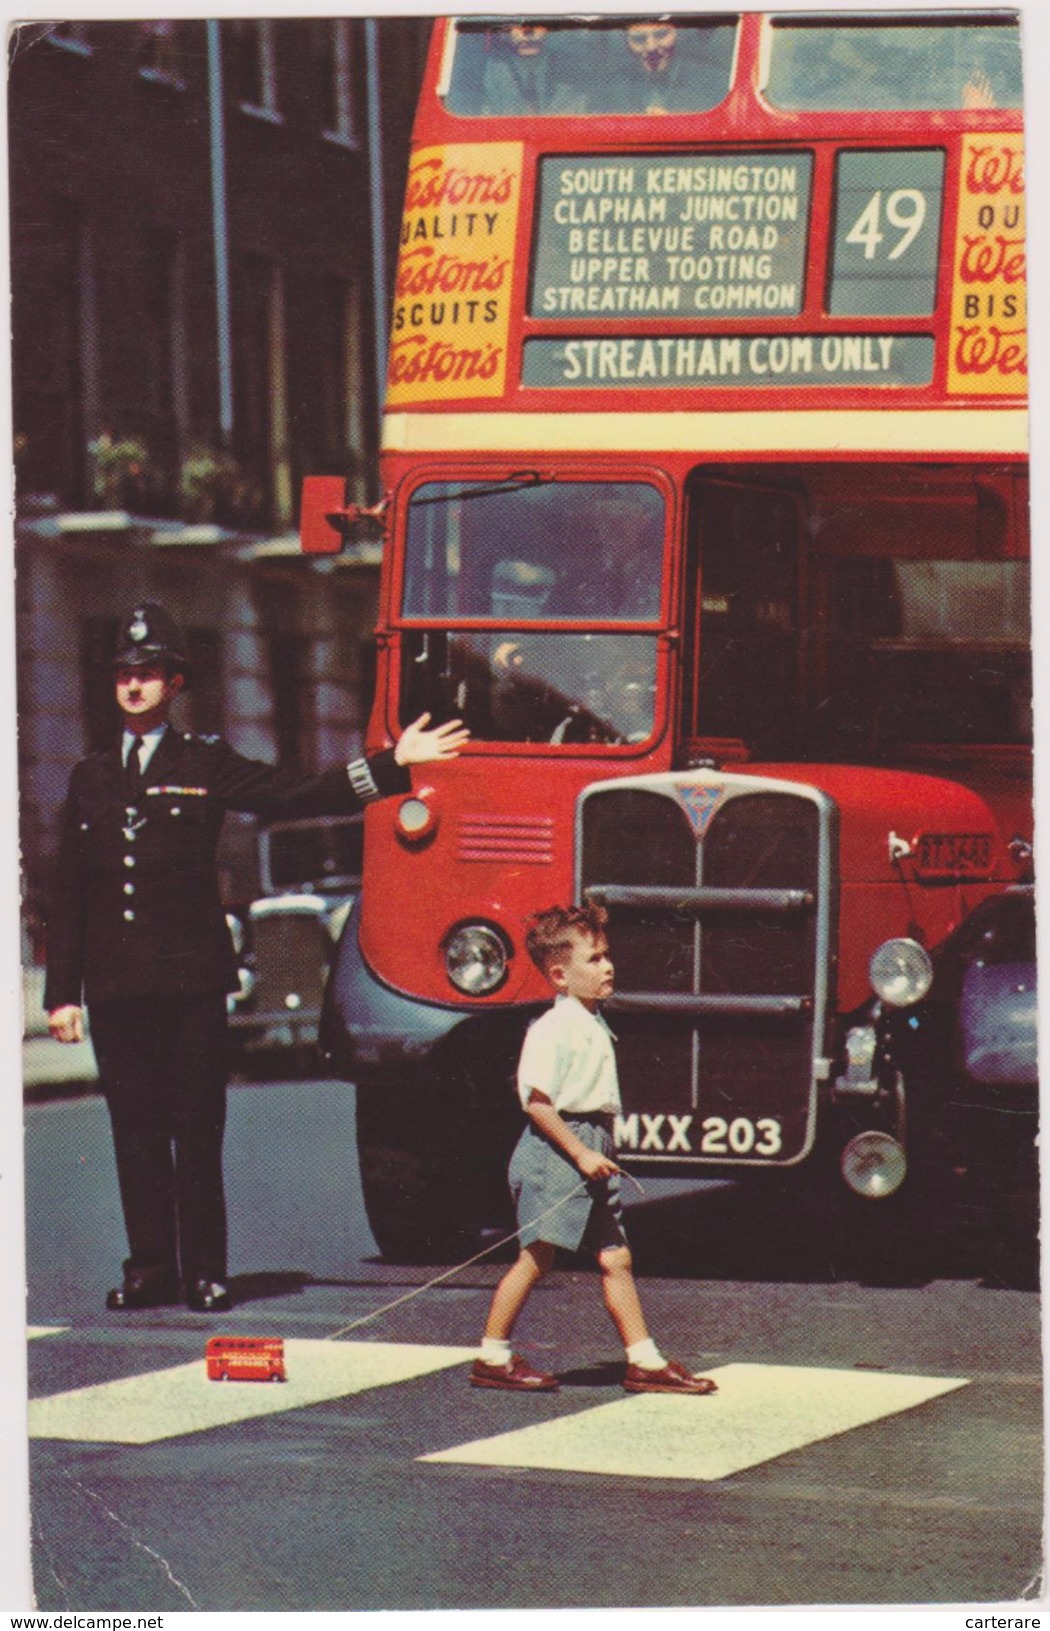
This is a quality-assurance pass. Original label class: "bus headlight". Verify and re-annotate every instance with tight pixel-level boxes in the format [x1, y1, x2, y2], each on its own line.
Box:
[841, 1131, 907, 1199]
[869, 938, 933, 1007]
[445, 923, 509, 995]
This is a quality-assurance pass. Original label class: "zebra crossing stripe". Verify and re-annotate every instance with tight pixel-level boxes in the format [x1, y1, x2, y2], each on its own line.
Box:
[29, 1339, 476, 1444]
[419, 1364, 970, 1482]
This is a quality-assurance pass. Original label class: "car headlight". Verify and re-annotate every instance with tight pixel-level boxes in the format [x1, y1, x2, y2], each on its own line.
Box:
[869, 937, 933, 1007]
[445, 923, 510, 995]
[841, 1131, 907, 1199]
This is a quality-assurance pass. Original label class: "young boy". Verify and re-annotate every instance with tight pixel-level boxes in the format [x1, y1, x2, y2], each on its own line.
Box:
[471, 902, 717, 1396]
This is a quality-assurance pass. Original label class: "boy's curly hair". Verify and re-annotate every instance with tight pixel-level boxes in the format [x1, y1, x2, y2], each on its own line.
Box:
[524, 901, 609, 977]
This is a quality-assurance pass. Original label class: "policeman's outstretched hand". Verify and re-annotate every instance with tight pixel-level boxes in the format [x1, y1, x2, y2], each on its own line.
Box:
[394, 712, 471, 765]
[48, 1005, 84, 1045]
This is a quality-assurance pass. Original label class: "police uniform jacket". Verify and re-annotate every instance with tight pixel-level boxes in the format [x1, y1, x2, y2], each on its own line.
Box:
[44, 731, 410, 1010]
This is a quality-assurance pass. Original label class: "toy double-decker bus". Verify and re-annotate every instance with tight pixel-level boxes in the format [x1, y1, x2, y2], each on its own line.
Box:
[302, 12, 1029, 1264]
[206, 1336, 286, 1383]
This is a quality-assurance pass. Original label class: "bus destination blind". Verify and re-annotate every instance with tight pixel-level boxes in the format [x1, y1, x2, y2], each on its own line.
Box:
[522, 333, 935, 389]
[530, 152, 813, 319]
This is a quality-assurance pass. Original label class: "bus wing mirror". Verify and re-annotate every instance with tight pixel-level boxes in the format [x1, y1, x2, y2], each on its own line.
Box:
[300, 476, 349, 554]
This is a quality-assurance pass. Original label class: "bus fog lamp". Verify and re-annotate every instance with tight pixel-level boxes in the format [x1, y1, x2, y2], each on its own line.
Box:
[869, 938, 933, 1006]
[446, 924, 508, 995]
[841, 1131, 907, 1199]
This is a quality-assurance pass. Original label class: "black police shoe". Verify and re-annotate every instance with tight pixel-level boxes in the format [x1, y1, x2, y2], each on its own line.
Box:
[105, 1272, 180, 1311]
[185, 1279, 232, 1313]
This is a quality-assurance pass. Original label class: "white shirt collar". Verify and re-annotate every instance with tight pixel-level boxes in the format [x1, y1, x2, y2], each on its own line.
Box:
[122, 723, 167, 770]
[554, 993, 612, 1029]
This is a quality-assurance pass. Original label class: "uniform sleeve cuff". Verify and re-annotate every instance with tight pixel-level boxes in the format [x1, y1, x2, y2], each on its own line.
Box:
[347, 750, 411, 803]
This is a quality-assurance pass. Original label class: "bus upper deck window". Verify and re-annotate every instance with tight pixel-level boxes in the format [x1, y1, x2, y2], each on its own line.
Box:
[764, 17, 1022, 113]
[445, 17, 738, 118]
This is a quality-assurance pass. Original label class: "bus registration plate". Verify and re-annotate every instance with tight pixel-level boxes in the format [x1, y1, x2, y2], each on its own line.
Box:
[915, 833, 994, 878]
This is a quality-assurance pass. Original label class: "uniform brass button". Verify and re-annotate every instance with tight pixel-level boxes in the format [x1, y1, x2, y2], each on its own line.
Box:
[123, 910, 135, 922]
[124, 855, 136, 868]
[124, 883, 135, 895]
[125, 806, 137, 818]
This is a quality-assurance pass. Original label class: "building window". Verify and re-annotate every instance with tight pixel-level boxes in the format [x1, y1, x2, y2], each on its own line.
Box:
[12, 196, 93, 508]
[137, 21, 186, 89]
[184, 626, 225, 737]
[268, 631, 312, 770]
[233, 253, 291, 530]
[320, 19, 358, 146]
[256, 579, 314, 768]
[228, 20, 281, 122]
[287, 270, 371, 520]
[141, 225, 188, 511]
[80, 618, 121, 752]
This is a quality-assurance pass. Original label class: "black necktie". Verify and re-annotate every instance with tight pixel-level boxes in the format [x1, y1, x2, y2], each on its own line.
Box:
[126, 739, 145, 798]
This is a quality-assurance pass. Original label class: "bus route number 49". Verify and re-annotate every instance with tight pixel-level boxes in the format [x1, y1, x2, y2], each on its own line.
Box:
[847, 189, 927, 260]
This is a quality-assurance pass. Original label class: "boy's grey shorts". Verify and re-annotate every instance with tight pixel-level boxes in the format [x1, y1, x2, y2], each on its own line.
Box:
[509, 1115, 627, 1254]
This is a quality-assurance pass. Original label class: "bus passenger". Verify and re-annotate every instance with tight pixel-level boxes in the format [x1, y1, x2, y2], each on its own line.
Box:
[608, 20, 721, 115]
[471, 903, 718, 1394]
[482, 24, 585, 116]
[962, 68, 996, 108]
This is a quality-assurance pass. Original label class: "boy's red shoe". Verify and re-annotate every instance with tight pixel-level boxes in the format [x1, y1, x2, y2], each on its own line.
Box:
[470, 1354, 560, 1392]
[623, 1359, 717, 1395]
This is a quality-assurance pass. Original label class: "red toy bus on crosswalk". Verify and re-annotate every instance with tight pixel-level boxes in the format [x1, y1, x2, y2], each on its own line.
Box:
[206, 1336, 286, 1383]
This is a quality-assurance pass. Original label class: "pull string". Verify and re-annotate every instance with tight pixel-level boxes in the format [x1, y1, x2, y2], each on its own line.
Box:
[324, 1169, 645, 1343]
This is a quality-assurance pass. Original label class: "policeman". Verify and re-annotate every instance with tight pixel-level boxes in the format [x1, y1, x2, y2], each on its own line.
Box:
[45, 602, 468, 1312]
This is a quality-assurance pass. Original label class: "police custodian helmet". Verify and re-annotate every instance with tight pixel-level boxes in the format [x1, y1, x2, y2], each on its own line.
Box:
[111, 602, 192, 683]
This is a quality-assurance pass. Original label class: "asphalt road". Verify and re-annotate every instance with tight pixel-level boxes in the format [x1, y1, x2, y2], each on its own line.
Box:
[23, 1076, 1043, 1613]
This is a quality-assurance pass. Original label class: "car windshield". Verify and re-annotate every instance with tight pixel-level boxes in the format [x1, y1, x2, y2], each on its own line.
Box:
[400, 478, 666, 745]
[444, 16, 738, 117]
[765, 16, 1022, 112]
[264, 821, 363, 893]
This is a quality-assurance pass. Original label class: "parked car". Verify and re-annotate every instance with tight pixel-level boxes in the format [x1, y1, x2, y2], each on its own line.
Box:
[833, 885, 1037, 1284]
[227, 814, 363, 1060]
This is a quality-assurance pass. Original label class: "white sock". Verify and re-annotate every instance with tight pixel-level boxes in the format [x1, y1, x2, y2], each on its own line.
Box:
[626, 1338, 666, 1370]
[478, 1337, 512, 1365]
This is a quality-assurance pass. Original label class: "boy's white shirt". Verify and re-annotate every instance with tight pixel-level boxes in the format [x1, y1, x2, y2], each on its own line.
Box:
[516, 993, 621, 1115]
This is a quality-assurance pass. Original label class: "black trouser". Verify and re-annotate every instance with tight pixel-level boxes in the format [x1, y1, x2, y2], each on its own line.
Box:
[89, 992, 230, 1286]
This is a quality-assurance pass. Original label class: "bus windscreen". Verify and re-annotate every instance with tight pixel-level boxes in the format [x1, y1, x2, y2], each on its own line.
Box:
[444, 17, 738, 117]
[402, 479, 663, 621]
[400, 478, 665, 745]
[764, 16, 1022, 113]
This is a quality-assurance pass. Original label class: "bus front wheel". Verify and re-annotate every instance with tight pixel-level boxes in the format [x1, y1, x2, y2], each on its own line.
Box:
[355, 1081, 512, 1264]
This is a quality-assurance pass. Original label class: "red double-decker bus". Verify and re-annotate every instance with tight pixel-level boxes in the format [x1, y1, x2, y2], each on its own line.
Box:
[303, 12, 1030, 1263]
